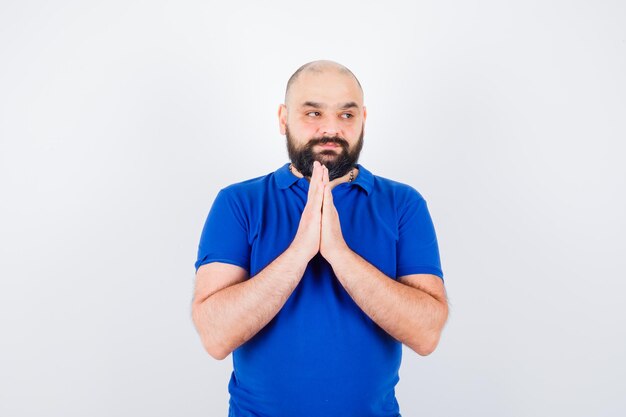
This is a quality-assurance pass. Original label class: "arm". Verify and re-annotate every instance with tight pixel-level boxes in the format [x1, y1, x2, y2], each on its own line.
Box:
[325, 247, 448, 356]
[191, 161, 326, 360]
[192, 246, 310, 360]
[319, 169, 448, 356]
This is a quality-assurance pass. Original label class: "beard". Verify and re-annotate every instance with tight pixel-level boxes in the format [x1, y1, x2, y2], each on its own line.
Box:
[285, 125, 364, 181]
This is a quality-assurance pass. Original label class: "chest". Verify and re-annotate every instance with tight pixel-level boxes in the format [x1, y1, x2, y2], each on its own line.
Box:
[247, 187, 399, 278]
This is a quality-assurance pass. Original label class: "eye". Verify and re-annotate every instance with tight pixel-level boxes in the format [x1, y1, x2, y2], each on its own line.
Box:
[341, 113, 353, 119]
[306, 111, 321, 117]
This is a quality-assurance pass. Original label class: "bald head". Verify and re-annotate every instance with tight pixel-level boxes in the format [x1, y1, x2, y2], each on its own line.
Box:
[284, 60, 363, 105]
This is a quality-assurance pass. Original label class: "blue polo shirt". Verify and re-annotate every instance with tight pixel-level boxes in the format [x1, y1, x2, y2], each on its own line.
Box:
[195, 162, 443, 417]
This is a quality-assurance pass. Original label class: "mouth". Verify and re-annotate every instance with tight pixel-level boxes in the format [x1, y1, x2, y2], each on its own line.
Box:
[317, 143, 340, 149]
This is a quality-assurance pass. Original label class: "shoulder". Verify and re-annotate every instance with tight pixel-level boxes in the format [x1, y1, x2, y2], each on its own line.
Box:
[207, 171, 274, 229]
[221, 173, 267, 195]
[218, 168, 277, 201]
[370, 171, 427, 209]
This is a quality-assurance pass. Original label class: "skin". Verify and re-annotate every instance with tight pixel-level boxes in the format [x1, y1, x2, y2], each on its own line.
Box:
[192, 61, 449, 360]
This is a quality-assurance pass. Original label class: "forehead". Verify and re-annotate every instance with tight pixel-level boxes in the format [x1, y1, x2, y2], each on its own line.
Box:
[288, 70, 363, 108]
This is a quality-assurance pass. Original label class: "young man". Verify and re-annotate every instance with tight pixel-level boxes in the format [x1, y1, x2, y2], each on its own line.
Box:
[192, 60, 448, 417]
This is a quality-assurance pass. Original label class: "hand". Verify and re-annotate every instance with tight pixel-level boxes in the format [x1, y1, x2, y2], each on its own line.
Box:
[290, 160, 325, 261]
[319, 164, 349, 262]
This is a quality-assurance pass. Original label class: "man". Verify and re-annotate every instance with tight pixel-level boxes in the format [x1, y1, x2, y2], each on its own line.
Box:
[192, 60, 448, 417]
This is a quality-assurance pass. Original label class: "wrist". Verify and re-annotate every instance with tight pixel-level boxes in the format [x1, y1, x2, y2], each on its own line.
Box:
[287, 242, 317, 264]
[323, 243, 352, 266]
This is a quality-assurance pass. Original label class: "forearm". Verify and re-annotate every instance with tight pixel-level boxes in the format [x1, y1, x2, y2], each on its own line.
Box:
[194, 245, 310, 359]
[327, 248, 448, 355]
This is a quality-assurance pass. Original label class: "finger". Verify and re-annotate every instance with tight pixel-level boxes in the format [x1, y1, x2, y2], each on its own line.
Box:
[319, 167, 328, 213]
[325, 182, 333, 204]
[307, 161, 320, 200]
[316, 162, 325, 185]
[321, 183, 330, 219]
[313, 163, 324, 195]
[311, 164, 325, 210]
[320, 165, 329, 201]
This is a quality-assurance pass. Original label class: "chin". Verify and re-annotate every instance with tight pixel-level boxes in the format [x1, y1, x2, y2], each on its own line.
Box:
[317, 150, 341, 159]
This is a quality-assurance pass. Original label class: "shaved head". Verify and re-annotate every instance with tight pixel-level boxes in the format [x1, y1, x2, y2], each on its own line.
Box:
[284, 60, 363, 105]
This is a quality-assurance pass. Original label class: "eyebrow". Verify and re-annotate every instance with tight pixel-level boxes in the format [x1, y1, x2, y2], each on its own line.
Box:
[301, 101, 360, 110]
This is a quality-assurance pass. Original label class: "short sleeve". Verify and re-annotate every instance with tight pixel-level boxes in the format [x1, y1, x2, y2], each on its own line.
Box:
[396, 189, 444, 282]
[194, 189, 251, 274]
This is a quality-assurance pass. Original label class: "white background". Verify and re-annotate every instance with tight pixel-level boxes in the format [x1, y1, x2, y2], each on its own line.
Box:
[1, 1, 625, 416]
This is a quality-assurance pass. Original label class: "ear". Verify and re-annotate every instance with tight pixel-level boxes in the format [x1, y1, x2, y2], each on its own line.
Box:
[278, 104, 287, 135]
[362, 105, 367, 124]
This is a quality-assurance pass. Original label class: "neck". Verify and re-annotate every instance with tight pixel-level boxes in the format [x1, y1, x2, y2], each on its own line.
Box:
[290, 163, 359, 189]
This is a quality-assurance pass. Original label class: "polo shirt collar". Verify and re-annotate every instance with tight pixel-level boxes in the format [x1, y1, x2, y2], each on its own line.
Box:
[275, 162, 373, 195]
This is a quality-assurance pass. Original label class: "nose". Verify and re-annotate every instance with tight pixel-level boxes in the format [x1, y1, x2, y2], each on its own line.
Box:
[320, 116, 341, 138]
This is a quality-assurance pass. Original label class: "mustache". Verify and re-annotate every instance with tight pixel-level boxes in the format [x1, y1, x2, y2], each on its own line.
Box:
[307, 136, 349, 149]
